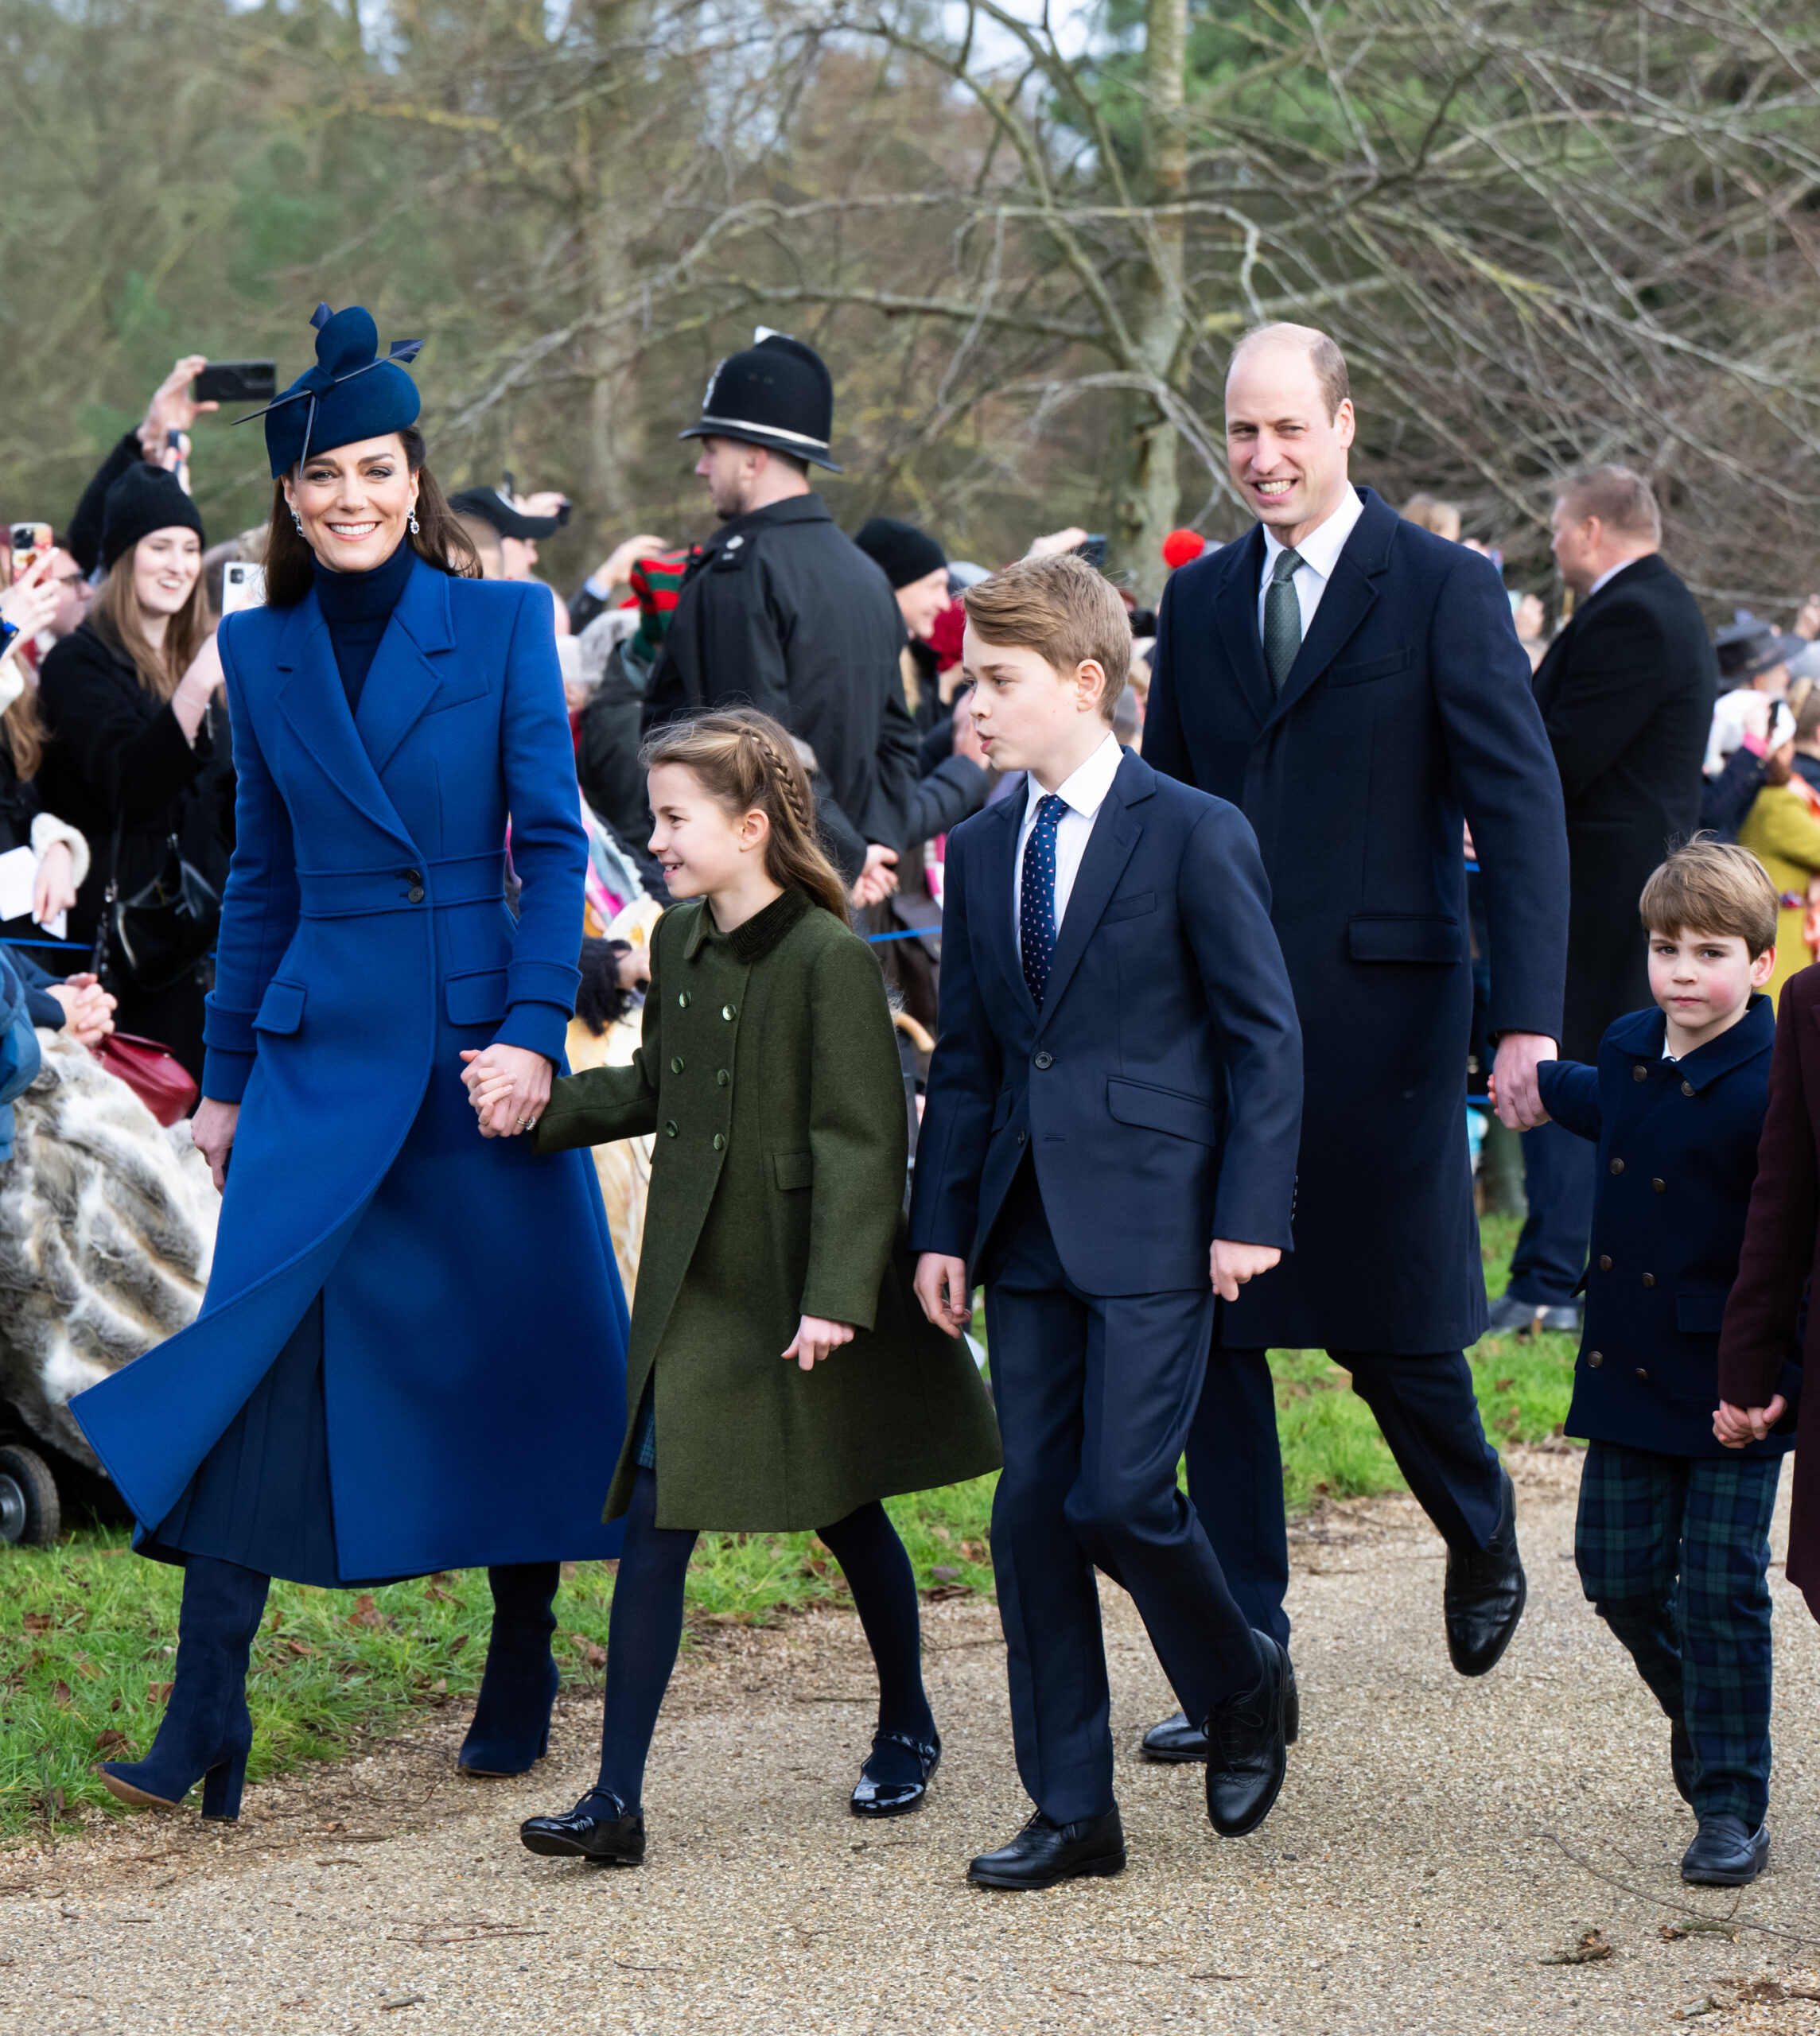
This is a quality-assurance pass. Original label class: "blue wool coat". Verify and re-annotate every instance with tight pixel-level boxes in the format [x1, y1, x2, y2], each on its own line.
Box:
[1539, 997, 1796, 1459]
[1144, 488, 1569, 1352]
[70, 558, 629, 1579]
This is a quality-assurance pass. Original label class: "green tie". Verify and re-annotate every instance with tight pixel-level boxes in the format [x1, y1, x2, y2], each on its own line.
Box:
[1263, 546, 1305, 694]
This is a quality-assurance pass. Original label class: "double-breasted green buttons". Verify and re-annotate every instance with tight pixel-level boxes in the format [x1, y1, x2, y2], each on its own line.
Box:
[678, 991, 691, 1008]
[721, 1003, 737, 1020]
[671, 1056, 685, 1074]
[713, 1133, 725, 1151]
[717, 1069, 730, 1086]
[664, 1121, 678, 1138]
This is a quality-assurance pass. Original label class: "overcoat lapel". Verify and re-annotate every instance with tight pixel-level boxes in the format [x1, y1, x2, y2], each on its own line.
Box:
[274, 594, 417, 853]
[976, 795, 1040, 1026]
[356, 558, 459, 777]
[1036, 760, 1144, 1029]
[1213, 526, 1274, 730]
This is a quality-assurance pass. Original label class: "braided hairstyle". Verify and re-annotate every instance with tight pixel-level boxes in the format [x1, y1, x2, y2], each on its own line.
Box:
[640, 709, 849, 919]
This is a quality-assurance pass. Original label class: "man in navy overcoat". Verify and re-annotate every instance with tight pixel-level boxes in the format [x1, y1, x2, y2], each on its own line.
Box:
[1141, 324, 1569, 1749]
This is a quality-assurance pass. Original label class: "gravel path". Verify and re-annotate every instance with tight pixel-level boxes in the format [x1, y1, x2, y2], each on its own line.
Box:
[8, 1446, 1820, 2033]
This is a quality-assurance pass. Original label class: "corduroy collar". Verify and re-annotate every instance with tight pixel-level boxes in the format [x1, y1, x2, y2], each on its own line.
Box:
[682, 886, 814, 963]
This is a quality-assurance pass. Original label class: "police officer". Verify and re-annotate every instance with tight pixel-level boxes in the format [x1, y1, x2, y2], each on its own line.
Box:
[645, 331, 907, 896]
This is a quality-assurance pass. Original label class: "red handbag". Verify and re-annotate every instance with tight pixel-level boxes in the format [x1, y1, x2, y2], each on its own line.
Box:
[91, 1032, 199, 1127]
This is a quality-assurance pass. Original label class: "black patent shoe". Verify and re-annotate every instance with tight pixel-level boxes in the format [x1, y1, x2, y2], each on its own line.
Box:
[966, 1808, 1126, 1890]
[519, 1789, 646, 1866]
[1670, 1719, 1700, 1809]
[1204, 1632, 1289, 1838]
[850, 1729, 940, 1818]
[1681, 1814, 1768, 1887]
[1144, 1654, 1299, 1762]
[1444, 1467, 1526, 1677]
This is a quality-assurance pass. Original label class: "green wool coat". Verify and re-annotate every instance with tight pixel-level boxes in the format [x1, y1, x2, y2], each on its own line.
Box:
[532, 888, 1001, 1530]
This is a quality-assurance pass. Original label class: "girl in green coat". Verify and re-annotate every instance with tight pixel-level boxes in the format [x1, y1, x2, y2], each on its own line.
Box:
[469, 709, 1000, 1867]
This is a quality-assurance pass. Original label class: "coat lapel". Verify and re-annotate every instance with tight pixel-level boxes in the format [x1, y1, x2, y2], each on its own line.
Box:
[274, 593, 417, 851]
[1212, 526, 1274, 730]
[355, 557, 460, 779]
[1036, 752, 1146, 1030]
[975, 795, 1039, 1026]
[1264, 488, 1391, 729]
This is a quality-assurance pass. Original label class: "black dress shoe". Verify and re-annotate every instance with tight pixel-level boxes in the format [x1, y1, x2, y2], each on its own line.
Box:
[1670, 1719, 1700, 1809]
[966, 1809, 1126, 1890]
[1681, 1814, 1768, 1886]
[1484, 1293, 1542, 1335]
[1204, 1632, 1289, 1837]
[1537, 1304, 1583, 1335]
[519, 1790, 646, 1866]
[1444, 1466, 1526, 1677]
[850, 1730, 940, 1818]
[1143, 1653, 1300, 1762]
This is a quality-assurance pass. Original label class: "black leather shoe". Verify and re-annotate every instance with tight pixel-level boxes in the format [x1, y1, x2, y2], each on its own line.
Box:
[1537, 1304, 1583, 1335]
[1143, 1653, 1300, 1762]
[1681, 1814, 1768, 1886]
[966, 1809, 1126, 1890]
[519, 1790, 646, 1866]
[850, 1730, 940, 1818]
[1484, 1293, 1542, 1335]
[1444, 1467, 1526, 1677]
[1204, 1632, 1289, 1837]
[1670, 1719, 1700, 1809]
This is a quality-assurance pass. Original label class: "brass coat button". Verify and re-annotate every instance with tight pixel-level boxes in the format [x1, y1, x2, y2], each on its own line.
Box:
[1635, 1367, 1649, 1382]
[713, 1133, 725, 1151]
[1642, 1272, 1655, 1288]
[1598, 1254, 1612, 1271]
[1632, 1064, 1649, 1082]
[1610, 1159, 1624, 1175]
[1588, 1351, 1604, 1368]
[1682, 1080, 1695, 1097]
[716, 1069, 730, 1086]
[671, 1056, 685, 1074]
[1653, 1178, 1666, 1192]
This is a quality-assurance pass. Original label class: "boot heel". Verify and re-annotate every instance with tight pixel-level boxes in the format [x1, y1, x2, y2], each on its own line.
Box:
[201, 1745, 249, 1821]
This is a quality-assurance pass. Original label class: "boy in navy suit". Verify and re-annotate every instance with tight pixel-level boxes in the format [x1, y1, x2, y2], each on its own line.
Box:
[909, 554, 1304, 1889]
[1507, 840, 1791, 1889]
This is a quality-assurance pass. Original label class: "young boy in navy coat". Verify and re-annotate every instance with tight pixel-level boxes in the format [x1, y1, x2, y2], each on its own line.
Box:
[1510, 839, 1793, 1889]
[909, 554, 1304, 1889]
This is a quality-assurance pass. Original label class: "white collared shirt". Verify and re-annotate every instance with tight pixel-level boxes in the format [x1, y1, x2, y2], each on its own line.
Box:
[1588, 555, 1646, 600]
[1257, 484, 1366, 644]
[1013, 732, 1125, 939]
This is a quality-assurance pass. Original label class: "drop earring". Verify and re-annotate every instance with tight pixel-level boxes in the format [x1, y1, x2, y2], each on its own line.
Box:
[408, 508, 420, 536]
[290, 510, 304, 535]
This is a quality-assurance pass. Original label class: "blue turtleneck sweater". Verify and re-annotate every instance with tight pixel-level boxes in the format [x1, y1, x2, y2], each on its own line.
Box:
[313, 536, 415, 717]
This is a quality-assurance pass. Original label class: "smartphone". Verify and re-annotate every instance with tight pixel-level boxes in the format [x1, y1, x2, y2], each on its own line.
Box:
[1074, 534, 1108, 569]
[220, 561, 267, 616]
[193, 359, 278, 405]
[9, 522, 52, 578]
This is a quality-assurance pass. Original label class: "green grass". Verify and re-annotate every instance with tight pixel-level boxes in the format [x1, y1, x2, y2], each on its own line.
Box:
[0, 1209, 1573, 1841]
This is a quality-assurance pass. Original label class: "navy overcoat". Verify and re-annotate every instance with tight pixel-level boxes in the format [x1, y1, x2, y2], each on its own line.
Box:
[1540, 997, 1795, 1459]
[1145, 488, 1569, 1352]
[71, 558, 629, 1579]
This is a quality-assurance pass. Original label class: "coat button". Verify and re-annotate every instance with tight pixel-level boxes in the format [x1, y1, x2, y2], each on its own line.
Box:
[1609, 1158, 1624, 1175]
[721, 1003, 737, 1020]
[1034, 1050, 1053, 1070]
[716, 1069, 729, 1086]
[1642, 1272, 1655, 1288]
[407, 885, 426, 903]
[1598, 1254, 1612, 1271]
[1635, 1367, 1649, 1382]
[713, 1133, 725, 1151]
[402, 868, 422, 884]
[1588, 1350, 1604, 1368]
[671, 1056, 685, 1074]
[1653, 1178, 1666, 1193]
[1632, 1063, 1649, 1082]
[1682, 1079, 1695, 1098]
[678, 992, 691, 1009]
[1016, 1129, 1027, 1144]
[664, 1121, 678, 1138]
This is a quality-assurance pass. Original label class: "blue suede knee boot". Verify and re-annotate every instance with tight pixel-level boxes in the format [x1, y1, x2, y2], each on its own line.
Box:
[459, 1561, 561, 1778]
[100, 1556, 270, 1820]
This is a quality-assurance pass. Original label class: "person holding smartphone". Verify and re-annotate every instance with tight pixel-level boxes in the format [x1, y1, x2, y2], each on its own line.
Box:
[0, 551, 89, 946]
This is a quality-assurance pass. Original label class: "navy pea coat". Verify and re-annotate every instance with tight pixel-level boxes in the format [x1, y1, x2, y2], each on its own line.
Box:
[70, 558, 630, 1579]
[1540, 997, 1795, 1459]
[908, 749, 1304, 1295]
[1144, 487, 1569, 1352]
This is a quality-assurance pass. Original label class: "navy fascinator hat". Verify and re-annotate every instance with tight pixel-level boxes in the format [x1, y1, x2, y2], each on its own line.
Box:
[240, 303, 425, 478]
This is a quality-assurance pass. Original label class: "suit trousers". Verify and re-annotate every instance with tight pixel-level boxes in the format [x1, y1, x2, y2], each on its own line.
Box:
[1505, 1118, 1597, 1309]
[1186, 1344, 1505, 1646]
[981, 1160, 1261, 1825]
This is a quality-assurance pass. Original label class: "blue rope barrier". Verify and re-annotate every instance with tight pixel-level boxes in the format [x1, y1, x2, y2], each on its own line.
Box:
[1, 935, 92, 954]
[865, 927, 937, 944]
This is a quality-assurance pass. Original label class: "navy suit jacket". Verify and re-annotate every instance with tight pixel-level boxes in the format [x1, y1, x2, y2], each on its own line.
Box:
[908, 749, 1303, 1297]
[1145, 486, 1569, 1351]
[1542, 997, 1795, 1458]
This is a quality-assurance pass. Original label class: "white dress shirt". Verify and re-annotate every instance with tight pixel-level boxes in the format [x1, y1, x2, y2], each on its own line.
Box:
[1257, 483, 1366, 644]
[1588, 555, 1643, 600]
[1012, 731, 1126, 940]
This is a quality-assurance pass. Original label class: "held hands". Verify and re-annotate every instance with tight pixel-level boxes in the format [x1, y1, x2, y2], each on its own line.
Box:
[1210, 1239, 1282, 1304]
[192, 1098, 240, 1192]
[850, 843, 899, 910]
[1485, 1070, 1550, 1127]
[913, 1254, 973, 1339]
[1715, 1397, 1787, 1449]
[783, 1315, 855, 1372]
[1490, 1032, 1557, 1131]
[460, 1044, 554, 1138]
[46, 972, 115, 1048]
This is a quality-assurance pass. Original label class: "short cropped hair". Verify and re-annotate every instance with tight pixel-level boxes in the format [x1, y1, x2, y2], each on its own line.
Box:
[962, 554, 1131, 722]
[1558, 464, 1662, 546]
[1231, 322, 1351, 421]
[1400, 494, 1463, 542]
[1639, 836, 1778, 958]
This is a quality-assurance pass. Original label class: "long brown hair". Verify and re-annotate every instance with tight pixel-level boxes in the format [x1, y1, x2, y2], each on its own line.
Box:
[91, 546, 212, 701]
[262, 425, 479, 608]
[640, 709, 850, 919]
[3, 688, 46, 780]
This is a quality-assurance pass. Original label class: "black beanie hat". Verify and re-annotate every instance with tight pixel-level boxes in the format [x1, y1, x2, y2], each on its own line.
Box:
[854, 517, 947, 590]
[100, 463, 205, 572]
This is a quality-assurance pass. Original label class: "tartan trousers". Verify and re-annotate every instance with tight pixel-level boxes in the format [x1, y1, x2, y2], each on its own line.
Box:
[1575, 1440, 1781, 1825]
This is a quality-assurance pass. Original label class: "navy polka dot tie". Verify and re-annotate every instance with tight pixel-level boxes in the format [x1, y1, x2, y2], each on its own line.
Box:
[1020, 793, 1068, 1008]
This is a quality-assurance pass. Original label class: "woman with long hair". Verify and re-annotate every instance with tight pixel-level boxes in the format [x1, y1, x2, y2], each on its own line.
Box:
[0, 552, 87, 946]
[70, 303, 630, 1820]
[35, 468, 233, 1076]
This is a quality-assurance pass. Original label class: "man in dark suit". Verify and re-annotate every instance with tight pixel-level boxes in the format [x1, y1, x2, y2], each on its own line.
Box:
[910, 555, 1305, 1888]
[1492, 468, 1716, 1335]
[1141, 324, 1569, 1756]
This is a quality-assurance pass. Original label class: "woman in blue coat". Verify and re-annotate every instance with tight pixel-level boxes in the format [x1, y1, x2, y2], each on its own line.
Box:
[71, 305, 629, 1820]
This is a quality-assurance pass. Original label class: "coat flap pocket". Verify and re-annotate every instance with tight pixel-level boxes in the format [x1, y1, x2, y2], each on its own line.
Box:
[252, 979, 306, 1035]
[1348, 915, 1464, 965]
[1106, 1075, 1222, 1147]
[1328, 647, 1414, 689]
[990, 1089, 1013, 1133]
[773, 1149, 815, 1191]
[425, 673, 492, 717]
[445, 968, 510, 1029]
[1102, 889, 1157, 926]
[1675, 1285, 1732, 1335]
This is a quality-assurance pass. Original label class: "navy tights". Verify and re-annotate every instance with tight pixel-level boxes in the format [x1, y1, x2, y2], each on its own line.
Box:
[592, 1468, 935, 1809]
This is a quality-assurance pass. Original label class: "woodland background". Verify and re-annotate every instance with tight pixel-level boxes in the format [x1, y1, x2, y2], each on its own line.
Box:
[2, 0, 1818, 608]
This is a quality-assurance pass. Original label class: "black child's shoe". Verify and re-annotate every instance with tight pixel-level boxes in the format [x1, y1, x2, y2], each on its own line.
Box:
[1681, 1814, 1768, 1887]
[966, 1809, 1126, 1890]
[519, 1790, 647, 1866]
[850, 1729, 940, 1818]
